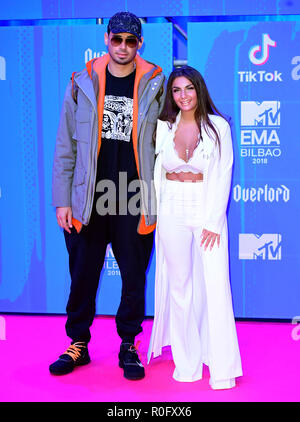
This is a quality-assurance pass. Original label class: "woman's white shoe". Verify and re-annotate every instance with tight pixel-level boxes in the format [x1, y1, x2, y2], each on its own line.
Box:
[209, 378, 236, 390]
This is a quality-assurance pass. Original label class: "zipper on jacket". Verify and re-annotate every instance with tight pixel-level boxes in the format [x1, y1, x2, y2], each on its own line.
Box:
[138, 74, 163, 125]
[74, 76, 98, 224]
[138, 75, 165, 224]
[83, 113, 98, 224]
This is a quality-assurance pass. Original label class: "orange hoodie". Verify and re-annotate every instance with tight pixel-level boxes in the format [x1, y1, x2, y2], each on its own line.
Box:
[72, 54, 162, 235]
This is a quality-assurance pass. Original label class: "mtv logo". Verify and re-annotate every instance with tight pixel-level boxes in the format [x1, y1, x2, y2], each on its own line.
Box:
[239, 234, 282, 260]
[0, 56, 6, 80]
[241, 101, 280, 127]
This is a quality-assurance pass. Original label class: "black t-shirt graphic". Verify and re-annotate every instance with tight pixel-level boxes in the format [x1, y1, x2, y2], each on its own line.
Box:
[96, 67, 139, 206]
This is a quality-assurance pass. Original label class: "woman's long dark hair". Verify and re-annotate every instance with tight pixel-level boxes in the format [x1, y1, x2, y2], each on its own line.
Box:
[159, 66, 224, 150]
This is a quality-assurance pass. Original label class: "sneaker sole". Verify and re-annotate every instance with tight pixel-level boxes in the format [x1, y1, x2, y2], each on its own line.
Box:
[49, 357, 91, 376]
[119, 361, 145, 380]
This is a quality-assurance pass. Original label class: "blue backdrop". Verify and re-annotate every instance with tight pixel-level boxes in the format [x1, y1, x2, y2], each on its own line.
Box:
[0, 23, 172, 315]
[1, 0, 299, 19]
[0, 19, 299, 319]
[188, 21, 300, 318]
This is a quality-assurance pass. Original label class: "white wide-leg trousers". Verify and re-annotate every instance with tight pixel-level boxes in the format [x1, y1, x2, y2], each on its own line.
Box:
[158, 180, 241, 389]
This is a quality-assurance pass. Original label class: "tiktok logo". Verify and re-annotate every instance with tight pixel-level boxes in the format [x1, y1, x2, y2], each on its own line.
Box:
[239, 34, 281, 83]
[249, 34, 276, 65]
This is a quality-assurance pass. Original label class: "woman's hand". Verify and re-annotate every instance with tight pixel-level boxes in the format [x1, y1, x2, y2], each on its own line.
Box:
[200, 228, 220, 251]
[56, 206, 73, 233]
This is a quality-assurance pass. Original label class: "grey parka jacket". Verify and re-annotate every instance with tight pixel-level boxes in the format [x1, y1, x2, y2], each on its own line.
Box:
[52, 53, 165, 234]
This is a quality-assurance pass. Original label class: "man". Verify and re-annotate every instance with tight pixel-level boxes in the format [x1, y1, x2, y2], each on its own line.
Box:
[50, 12, 165, 380]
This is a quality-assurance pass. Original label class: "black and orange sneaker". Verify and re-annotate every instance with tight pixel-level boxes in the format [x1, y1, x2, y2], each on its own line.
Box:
[119, 342, 145, 380]
[49, 341, 90, 375]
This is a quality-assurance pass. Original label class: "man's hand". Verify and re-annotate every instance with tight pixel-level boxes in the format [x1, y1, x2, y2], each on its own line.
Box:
[200, 228, 220, 251]
[56, 207, 73, 234]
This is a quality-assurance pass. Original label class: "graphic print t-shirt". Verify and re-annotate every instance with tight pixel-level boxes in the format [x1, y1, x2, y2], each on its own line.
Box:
[96, 67, 138, 200]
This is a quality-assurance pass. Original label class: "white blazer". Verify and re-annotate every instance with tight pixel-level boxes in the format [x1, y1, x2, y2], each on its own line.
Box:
[147, 112, 242, 383]
[153, 111, 233, 235]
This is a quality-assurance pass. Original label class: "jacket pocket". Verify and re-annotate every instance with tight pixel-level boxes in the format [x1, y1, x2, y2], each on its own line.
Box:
[72, 167, 86, 214]
[73, 166, 86, 186]
[73, 108, 91, 143]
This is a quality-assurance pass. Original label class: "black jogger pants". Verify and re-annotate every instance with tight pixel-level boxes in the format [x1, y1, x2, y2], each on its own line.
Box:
[63, 202, 154, 344]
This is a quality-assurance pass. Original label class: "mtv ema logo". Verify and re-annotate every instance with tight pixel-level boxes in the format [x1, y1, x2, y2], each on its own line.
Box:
[240, 101, 281, 165]
[241, 101, 280, 127]
[239, 234, 282, 260]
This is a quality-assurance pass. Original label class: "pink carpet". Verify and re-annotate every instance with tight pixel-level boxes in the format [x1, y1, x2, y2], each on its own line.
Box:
[0, 315, 299, 402]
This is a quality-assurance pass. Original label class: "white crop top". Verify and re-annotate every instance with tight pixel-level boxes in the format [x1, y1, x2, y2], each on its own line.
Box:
[162, 138, 207, 174]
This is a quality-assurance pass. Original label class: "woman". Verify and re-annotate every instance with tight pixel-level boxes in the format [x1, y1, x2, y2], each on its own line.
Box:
[147, 66, 242, 390]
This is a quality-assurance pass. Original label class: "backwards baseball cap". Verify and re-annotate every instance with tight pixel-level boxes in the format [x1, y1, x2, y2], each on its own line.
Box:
[107, 12, 142, 41]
